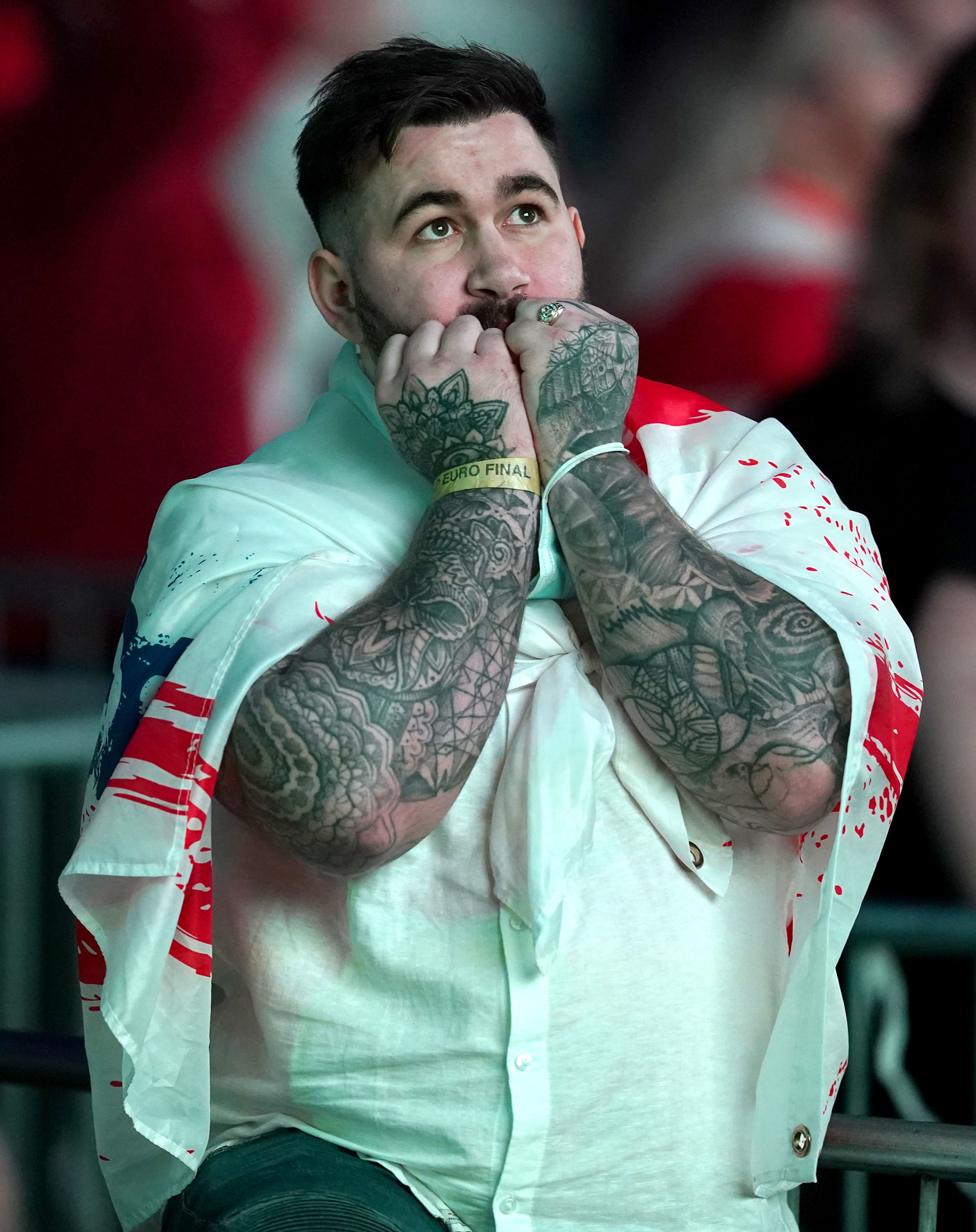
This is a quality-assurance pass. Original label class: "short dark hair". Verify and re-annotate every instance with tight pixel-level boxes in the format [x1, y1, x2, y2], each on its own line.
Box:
[294, 37, 560, 250]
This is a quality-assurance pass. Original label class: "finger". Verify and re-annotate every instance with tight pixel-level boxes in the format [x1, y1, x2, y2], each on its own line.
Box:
[403, 319, 445, 366]
[474, 327, 508, 357]
[504, 318, 544, 357]
[515, 297, 611, 325]
[439, 314, 484, 360]
[510, 299, 578, 341]
[513, 298, 548, 323]
[376, 334, 407, 391]
[512, 297, 577, 323]
[573, 300, 617, 322]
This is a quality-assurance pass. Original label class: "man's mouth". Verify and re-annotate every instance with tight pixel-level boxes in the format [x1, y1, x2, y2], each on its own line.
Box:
[461, 294, 526, 331]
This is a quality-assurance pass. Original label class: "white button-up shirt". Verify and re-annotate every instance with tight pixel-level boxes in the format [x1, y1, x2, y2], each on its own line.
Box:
[60, 344, 920, 1231]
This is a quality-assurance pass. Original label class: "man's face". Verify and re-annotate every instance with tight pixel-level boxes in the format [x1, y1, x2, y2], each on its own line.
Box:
[337, 112, 586, 365]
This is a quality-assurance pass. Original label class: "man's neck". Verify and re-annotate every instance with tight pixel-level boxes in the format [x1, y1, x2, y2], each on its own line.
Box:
[356, 344, 379, 385]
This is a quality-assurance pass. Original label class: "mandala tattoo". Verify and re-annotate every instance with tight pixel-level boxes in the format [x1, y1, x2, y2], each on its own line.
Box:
[228, 466, 539, 874]
[541, 323, 851, 830]
[380, 369, 509, 481]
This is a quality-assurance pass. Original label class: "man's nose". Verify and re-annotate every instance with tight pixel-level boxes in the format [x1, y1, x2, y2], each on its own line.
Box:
[465, 230, 530, 300]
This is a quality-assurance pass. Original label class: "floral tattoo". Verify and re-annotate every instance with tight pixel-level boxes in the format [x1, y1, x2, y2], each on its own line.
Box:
[380, 370, 510, 480]
[227, 361, 539, 875]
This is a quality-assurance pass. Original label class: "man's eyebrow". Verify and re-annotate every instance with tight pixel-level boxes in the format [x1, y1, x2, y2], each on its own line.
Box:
[392, 189, 464, 230]
[390, 175, 561, 232]
[496, 173, 560, 205]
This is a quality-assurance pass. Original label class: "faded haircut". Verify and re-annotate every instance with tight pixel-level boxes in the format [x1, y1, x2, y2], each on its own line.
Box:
[294, 37, 560, 252]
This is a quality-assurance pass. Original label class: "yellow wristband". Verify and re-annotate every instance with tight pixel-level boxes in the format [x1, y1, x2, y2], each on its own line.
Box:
[432, 457, 541, 500]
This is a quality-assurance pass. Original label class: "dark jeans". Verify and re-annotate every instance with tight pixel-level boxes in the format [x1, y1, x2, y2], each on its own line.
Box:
[161, 1129, 448, 1231]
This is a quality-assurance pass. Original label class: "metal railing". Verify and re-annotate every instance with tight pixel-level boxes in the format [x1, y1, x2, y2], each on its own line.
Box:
[3, 1031, 976, 1231]
[841, 902, 976, 1231]
[817, 1114, 976, 1232]
[0, 675, 109, 1232]
[852, 902, 976, 956]
[0, 1030, 90, 1091]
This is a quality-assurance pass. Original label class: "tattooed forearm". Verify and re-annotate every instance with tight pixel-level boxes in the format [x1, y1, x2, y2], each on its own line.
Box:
[222, 364, 539, 875]
[223, 486, 538, 874]
[549, 454, 851, 830]
[522, 310, 850, 831]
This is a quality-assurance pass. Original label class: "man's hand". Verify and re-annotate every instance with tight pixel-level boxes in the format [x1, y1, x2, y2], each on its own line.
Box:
[505, 300, 638, 479]
[376, 316, 536, 482]
[223, 315, 542, 879]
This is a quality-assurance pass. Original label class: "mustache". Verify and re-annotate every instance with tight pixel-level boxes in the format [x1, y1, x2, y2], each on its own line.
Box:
[459, 294, 526, 331]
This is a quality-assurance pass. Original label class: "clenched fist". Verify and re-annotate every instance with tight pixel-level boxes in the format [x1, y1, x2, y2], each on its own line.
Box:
[504, 299, 638, 478]
[376, 316, 536, 483]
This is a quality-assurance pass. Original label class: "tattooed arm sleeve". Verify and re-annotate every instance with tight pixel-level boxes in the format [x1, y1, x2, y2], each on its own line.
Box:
[521, 313, 851, 832]
[548, 451, 851, 831]
[219, 485, 538, 876]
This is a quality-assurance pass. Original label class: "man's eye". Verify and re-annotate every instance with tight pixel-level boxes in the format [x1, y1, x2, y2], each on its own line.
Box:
[416, 218, 457, 242]
[508, 204, 542, 226]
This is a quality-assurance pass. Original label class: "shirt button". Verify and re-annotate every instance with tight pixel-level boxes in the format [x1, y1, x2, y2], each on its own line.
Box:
[514, 1052, 533, 1071]
[509, 915, 526, 931]
[499, 1195, 518, 1214]
[791, 1124, 812, 1157]
[689, 841, 704, 869]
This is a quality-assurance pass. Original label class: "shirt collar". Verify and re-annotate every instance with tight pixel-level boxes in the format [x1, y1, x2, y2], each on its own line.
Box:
[326, 342, 392, 441]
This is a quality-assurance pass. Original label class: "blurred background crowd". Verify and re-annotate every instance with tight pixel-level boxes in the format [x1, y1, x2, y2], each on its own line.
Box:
[2, 0, 976, 1228]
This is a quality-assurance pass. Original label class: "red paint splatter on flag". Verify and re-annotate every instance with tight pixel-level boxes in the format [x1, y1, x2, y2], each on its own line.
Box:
[114, 717, 201, 783]
[107, 774, 186, 808]
[626, 377, 722, 429]
[155, 681, 214, 718]
[623, 377, 725, 471]
[105, 682, 218, 978]
[862, 654, 922, 803]
[76, 922, 106, 986]
[823, 1058, 850, 1115]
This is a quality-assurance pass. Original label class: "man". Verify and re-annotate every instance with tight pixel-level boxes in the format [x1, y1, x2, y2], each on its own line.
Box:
[60, 39, 920, 1232]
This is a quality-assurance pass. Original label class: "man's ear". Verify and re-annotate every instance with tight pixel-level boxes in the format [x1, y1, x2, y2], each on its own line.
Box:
[568, 206, 586, 250]
[308, 248, 363, 343]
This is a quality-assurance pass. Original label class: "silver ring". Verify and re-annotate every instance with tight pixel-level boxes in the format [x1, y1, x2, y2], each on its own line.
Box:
[537, 301, 565, 325]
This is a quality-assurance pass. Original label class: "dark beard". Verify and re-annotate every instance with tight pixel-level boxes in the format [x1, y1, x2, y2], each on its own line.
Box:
[463, 295, 527, 330]
[352, 288, 530, 363]
[352, 255, 587, 362]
